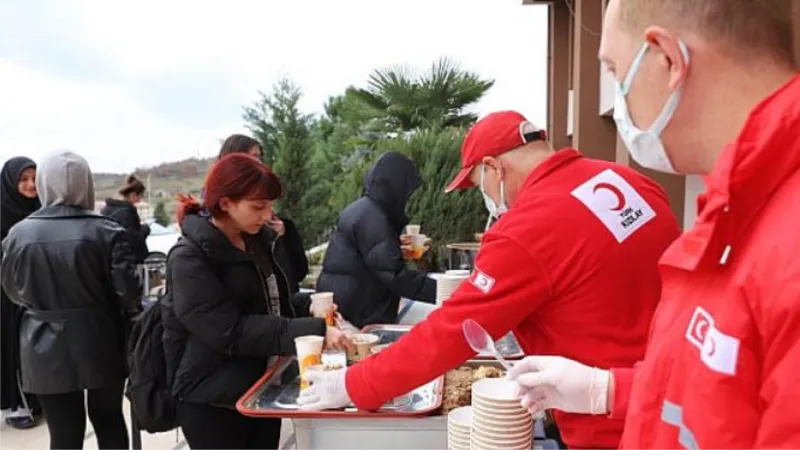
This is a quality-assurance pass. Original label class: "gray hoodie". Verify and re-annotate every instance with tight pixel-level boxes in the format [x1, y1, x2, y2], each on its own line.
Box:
[35, 150, 95, 210]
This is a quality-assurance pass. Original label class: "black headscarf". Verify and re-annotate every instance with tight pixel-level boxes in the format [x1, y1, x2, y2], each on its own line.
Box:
[1, 157, 41, 239]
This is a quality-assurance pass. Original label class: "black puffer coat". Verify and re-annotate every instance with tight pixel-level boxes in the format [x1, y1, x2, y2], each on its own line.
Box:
[101, 198, 150, 262]
[162, 213, 326, 406]
[317, 152, 436, 328]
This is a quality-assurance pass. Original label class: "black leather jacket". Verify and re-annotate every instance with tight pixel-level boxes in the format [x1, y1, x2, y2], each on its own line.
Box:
[0, 205, 141, 394]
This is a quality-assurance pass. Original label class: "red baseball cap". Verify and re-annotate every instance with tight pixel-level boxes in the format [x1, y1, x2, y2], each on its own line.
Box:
[445, 111, 546, 193]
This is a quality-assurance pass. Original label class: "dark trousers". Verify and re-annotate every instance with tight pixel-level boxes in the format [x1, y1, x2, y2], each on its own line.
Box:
[177, 401, 281, 449]
[37, 381, 128, 450]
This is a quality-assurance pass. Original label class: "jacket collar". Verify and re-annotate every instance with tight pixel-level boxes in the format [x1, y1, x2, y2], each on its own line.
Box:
[180, 213, 276, 264]
[29, 205, 103, 220]
[661, 74, 800, 271]
[522, 147, 584, 189]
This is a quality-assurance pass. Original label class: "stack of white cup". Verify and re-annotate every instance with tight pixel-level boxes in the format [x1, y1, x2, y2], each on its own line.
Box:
[433, 273, 470, 304]
[447, 406, 472, 450]
[470, 378, 533, 450]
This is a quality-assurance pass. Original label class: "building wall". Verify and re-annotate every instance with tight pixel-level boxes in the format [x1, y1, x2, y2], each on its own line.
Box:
[528, 0, 800, 230]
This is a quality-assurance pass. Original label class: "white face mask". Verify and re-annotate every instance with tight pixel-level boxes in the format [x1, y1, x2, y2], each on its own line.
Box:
[613, 41, 690, 174]
[480, 164, 507, 229]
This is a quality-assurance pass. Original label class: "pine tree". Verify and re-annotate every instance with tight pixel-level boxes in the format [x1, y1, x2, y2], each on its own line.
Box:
[153, 201, 170, 226]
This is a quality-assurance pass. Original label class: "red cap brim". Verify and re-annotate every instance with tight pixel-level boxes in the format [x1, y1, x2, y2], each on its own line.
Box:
[444, 166, 475, 193]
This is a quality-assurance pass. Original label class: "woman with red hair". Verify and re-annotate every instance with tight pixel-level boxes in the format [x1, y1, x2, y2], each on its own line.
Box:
[162, 154, 351, 449]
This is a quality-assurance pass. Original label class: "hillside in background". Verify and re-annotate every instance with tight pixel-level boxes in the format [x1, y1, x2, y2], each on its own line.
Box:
[94, 157, 214, 220]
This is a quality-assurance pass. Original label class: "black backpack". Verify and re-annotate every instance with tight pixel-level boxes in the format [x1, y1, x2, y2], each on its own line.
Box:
[126, 292, 176, 433]
[126, 244, 188, 434]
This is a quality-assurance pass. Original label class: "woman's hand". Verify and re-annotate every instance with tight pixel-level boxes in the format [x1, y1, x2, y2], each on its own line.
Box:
[400, 234, 413, 245]
[325, 326, 356, 353]
[267, 216, 285, 237]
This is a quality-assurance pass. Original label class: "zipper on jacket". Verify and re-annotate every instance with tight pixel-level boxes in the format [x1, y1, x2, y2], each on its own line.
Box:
[271, 239, 297, 318]
[253, 264, 274, 314]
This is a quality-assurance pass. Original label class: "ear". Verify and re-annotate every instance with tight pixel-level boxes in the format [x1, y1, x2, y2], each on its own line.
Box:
[218, 197, 232, 213]
[644, 26, 688, 91]
[481, 156, 504, 178]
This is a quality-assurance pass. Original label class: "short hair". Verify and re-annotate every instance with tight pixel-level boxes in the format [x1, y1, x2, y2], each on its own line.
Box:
[176, 154, 282, 225]
[618, 0, 795, 67]
[218, 134, 262, 159]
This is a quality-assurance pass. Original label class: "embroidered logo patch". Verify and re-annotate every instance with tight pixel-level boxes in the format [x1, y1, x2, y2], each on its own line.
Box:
[685, 306, 740, 376]
[469, 269, 495, 294]
[571, 169, 656, 243]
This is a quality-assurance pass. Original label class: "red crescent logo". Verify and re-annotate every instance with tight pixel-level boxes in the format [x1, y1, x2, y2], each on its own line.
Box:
[706, 336, 716, 357]
[695, 320, 709, 341]
[593, 182, 626, 211]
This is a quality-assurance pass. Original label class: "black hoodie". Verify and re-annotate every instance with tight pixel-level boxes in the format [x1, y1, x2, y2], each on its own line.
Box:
[317, 152, 436, 328]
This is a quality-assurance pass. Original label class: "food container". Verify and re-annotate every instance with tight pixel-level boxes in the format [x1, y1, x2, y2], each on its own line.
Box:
[347, 333, 380, 362]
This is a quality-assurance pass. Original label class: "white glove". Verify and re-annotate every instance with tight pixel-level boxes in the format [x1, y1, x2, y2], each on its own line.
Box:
[296, 367, 352, 410]
[506, 356, 610, 416]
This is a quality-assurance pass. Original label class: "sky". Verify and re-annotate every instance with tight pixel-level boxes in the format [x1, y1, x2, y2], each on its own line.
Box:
[0, 0, 548, 174]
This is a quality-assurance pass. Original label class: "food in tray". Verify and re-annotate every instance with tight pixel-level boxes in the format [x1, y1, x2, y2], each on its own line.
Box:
[472, 365, 503, 381]
[443, 365, 505, 413]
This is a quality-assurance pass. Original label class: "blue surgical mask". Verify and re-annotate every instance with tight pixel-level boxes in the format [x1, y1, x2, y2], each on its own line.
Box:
[480, 164, 507, 230]
[613, 41, 690, 174]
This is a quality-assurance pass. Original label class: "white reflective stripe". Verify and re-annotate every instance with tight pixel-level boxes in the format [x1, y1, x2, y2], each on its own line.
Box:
[661, 400, 700, 449]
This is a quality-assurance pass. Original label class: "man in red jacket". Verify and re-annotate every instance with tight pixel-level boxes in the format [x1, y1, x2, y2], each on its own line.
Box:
[298, 111, 680, 448]
[508, 0, 800, 448]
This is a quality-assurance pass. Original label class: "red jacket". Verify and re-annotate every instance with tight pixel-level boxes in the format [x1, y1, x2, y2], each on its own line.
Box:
[615, 74, 800, 448]
[346, 149, 680, 449]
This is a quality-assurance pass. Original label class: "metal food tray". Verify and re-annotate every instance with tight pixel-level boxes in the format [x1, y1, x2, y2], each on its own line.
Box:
[236, 356, 443, 419]
[362, 324, 524, 360]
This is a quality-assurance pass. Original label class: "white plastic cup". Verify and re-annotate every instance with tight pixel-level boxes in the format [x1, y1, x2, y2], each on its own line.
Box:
[295, 335, 324, 390]
[405, 224, 421, 235]
[310, 292, 335, 326]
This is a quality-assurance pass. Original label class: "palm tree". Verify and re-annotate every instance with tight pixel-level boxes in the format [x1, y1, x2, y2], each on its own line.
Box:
[347, 57, 494, 132]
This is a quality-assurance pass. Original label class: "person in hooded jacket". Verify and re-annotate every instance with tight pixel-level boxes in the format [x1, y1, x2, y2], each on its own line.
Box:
[162, 154, 352, 449]
[101, 174, 150, 263]
[217, 134, 309, 293]
[0, 157, 42, 429]
[316, 152, 437, 328]
[1, 151, 141, 449]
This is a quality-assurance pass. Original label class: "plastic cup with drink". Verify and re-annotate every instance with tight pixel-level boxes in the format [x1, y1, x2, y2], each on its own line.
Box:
[295, 335, 324, 391]
[310, 292, 336, 326]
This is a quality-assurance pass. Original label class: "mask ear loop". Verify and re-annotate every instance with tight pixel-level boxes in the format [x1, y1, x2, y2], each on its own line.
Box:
[480, 165, 493, 230]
